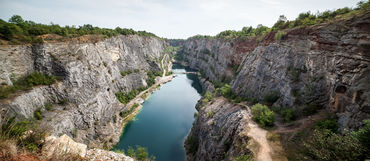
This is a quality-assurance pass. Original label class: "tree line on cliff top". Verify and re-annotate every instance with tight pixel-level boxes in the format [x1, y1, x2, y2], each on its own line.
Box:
[0, 15, 157, 44]
[189, 0, 370, 40]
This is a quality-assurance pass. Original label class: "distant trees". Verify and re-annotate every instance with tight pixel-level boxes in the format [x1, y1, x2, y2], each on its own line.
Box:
[0, 15, 157, 44]
[190, 0, 370, 41]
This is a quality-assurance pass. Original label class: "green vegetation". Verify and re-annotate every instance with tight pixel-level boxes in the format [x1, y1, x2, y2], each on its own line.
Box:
[279, 108, 296, 122]
[251, 104, 275, 127]
[201, 91, 214, 106]
[126, 145, 155, 161]
[44, 102, 53, 111]
[274, 30, 287, 42]
[119, 103, 139, 118]
[0, 15, 157, 44]
[216, 84, 236, 100]
[215, 24, 271, 39]
[302, 103, 320, 116]
[263, 91, 279, 105]
[315, 117, 338, 133]
[116, 89, 141, 105]
[185, 136, 199, 155]
[302, 129, 365, 161]
[188, 1, 370, 42]
[0, 117, 46, 155]
[120, 70, 132, 77]
[272, 1, 370, 31]
[193, 112, 198, 118]
[0, 72, 57, 99]
[165, 71, 172, 76]
[235, 154, 253, 161]
[33, 109, 42, 120]
[208, 110, 216, 118]
[146, 71, 162, 87]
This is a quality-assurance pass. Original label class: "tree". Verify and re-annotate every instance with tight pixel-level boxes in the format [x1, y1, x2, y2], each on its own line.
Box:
[9, 15, 24, 25]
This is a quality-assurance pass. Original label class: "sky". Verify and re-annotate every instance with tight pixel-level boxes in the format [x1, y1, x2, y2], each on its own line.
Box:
[0, 0, 360, 39]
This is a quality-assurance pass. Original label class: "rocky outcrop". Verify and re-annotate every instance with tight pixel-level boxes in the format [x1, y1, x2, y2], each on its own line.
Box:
[0, 35, 169, 148]
[180, 13, 370, 131]
[185, 97, 251, 161]
[42, 134, 134, 161]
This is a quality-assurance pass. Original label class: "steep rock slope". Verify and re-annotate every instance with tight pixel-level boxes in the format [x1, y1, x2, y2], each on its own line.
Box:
[180, 13, 370, 131]
[0, 35, 168, 148]
[185, 98, 251, 161]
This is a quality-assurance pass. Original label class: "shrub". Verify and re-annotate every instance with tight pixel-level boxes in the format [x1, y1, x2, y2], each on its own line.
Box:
[289, 67, 301, 81]
[44, 102, 53, 111]
[208, 111, 215, 118]
[0, 72, 57, 99]
[185, 136, 199, 155]
[193, 112, 198, 118]
[235, 154, 253, 161]
[302, 103, 320, 116]
[125, 145, 155, 161]
[315, 117, 338, 133]
[34, 109, 42, 120]
[280, 108, 296, 122]
[251, 104, 275, 127]
[216, 84, 235, 99]
[302, 129, 365, 161]
[352, 119, 370, 156]
[120, 70, 132, 77]
[274, 30, 287, 41]
[263, 91, 279, 105]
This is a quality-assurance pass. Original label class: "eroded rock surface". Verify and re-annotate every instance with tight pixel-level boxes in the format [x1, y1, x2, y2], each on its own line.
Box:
[0, 35, 169, 148]
[180, 14, 370, 131]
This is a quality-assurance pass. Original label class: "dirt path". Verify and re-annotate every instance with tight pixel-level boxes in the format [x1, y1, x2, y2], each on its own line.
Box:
[240, 104, 273, 161]
[274, 109, 327, 134]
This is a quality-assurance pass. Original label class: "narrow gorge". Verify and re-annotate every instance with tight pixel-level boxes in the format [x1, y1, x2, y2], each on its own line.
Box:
[0, 2, 370, 161]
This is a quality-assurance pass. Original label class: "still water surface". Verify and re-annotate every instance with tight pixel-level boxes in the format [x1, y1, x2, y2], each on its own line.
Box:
[113, 64, 202, 161]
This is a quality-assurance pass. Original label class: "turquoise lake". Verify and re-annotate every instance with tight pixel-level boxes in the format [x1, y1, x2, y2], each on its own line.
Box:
[113, 64, 202, 161]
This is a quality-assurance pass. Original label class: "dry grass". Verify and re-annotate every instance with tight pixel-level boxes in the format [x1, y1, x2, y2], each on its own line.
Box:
[0, 139, 18, 160]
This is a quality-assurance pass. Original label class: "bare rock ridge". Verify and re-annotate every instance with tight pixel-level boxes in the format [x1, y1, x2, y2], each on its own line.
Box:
[0, 35, 169, 153]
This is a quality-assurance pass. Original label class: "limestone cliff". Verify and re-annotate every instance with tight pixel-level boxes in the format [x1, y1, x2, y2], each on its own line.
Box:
[179, 13, 370, 132]
[0, 35, 169, 149]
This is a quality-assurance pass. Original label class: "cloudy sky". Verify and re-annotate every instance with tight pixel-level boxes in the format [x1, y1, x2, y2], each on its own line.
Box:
[0, 0, 360, 39]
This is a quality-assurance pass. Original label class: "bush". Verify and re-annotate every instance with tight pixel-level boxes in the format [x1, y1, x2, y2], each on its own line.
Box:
[44, 103, 53, 111]
[280, 108, 295, 122]
[302, 103, 320, 116]
[0, 15, 158, 44]
[274, 30, 287, 41]
[34, 109, 42, 120]
[0, 117, 46, 153]
[315, 117, 338, 133]
[120, 70, 132, 77]
[263, 91, 279, 105]
[216, 84, 235, 100]
[251, 104, 275, 127]
[0, 72, 57, 99]
[185, 136, 199, 155]
[125, 145, 155, 161]
[352, 119, 370, 156]
[302, 129, 365, 161]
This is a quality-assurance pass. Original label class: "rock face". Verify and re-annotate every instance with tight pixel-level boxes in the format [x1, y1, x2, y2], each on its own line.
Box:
[0, 35, 168, 148]
[42, 134, 134, 161]
[180, 13, 370, 131]
[185, 97, 251, 161]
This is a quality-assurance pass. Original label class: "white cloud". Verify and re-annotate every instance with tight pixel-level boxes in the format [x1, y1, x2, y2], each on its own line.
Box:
[0, 0, 360, 38]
